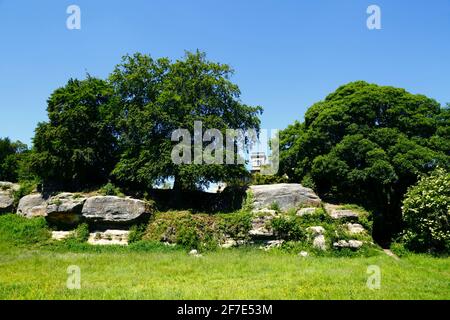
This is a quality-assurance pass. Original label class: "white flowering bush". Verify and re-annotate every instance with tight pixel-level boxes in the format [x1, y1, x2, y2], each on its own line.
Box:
[402, 168, 450, 253]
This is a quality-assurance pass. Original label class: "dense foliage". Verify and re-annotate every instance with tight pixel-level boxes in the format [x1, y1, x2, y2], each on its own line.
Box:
[278, 81, 450, 244]
[109, 51, 262, 191]
[30, 77, 118, 190]
[143, 211, 224, 250]
[26, 51, 261, 192]
[401, 168, 450, 253]
[0, 138, 29, 182]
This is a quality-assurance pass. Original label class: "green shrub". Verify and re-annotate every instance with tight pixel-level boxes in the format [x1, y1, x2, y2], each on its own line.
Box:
[401, 168, 450, 253]
[390, 242, 410, 257]
[301, 174, 316, 191]
[72, 223, 90, 242]
[99, 182, 124, 197]
[271, 216, 305, 241]
[219, 211, 252, 240]
[297, 208, 332, 226]
[242, 191, 254, 212]
[144, 211, 222, 251]
[12, 180, 37, 208]
[251, 173, 288, 185]
[176, 224, 200, 249]
[0, 214, 50, 246]
[128, 224, 146, 244]
[338, 204, 373, 233]
[269, 201, 281, 212]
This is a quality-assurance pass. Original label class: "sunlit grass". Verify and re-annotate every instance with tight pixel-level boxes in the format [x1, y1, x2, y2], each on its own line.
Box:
[0, 246, 449, 299]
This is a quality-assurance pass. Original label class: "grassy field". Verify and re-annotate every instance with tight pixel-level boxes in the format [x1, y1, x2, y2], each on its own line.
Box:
[0, 214, 449, 300]
[1, 245, 449, 299]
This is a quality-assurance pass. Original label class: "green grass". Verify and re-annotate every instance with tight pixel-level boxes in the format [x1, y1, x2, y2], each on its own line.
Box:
[0, 214, 449, 299]
[0, 247, 449, 299]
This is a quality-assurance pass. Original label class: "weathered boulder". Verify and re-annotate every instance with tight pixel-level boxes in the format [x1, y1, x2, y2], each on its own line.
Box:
[325, 204, 359, 219]
[333, 239, 363, 249]
[306, 226, 327, 250]
[46, 193, 87, 226]
[0, 193, 14, 213]
[0, 182, 19, 213]
[88, 230, 129, 245]
[312, 234, 327, 250]
[306, 226, 325, 236]
[296, 207, 317, 216]
[249, 184, 321, 211]
[81, 196, 152, 225]
[346, 223, 365, 235]
[17, 194, 47, 218]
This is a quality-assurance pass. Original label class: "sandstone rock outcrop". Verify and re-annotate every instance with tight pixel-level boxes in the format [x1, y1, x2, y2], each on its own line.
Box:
[0, 182, 19, 213]
[81, 196, 152, 226]
[249, 183, 321, 212]
[17, 194, 47, 218]
[46, 193, 87, 226]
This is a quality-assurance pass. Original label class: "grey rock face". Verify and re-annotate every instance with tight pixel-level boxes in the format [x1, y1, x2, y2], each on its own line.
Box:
[81, 196, 152, 225]
[0, 182, 20, 213]
[46, 193, 86, 226]
[0, 182, 20, 191]
[249, 184, 321, 212]
[0, 193, 14, 213]
[17, 194, 47, 218]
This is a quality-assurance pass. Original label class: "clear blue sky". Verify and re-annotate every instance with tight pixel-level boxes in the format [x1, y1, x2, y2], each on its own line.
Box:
[1, 0, 449, 146]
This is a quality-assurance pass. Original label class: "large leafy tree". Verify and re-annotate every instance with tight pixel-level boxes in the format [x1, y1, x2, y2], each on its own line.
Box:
[0, 138, 28, 182]
[110, 51, 263, 191]
[30, 77, 118, 190]
[279, 81, 450, 244]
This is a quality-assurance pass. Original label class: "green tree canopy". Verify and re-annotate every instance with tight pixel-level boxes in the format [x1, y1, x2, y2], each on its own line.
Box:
[109, 51, 262, 191]
[30, 77, 118, 190]
[278, 81, 450, 244]
[30, 51, 262, 192]
[0, 138, 28, 182]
